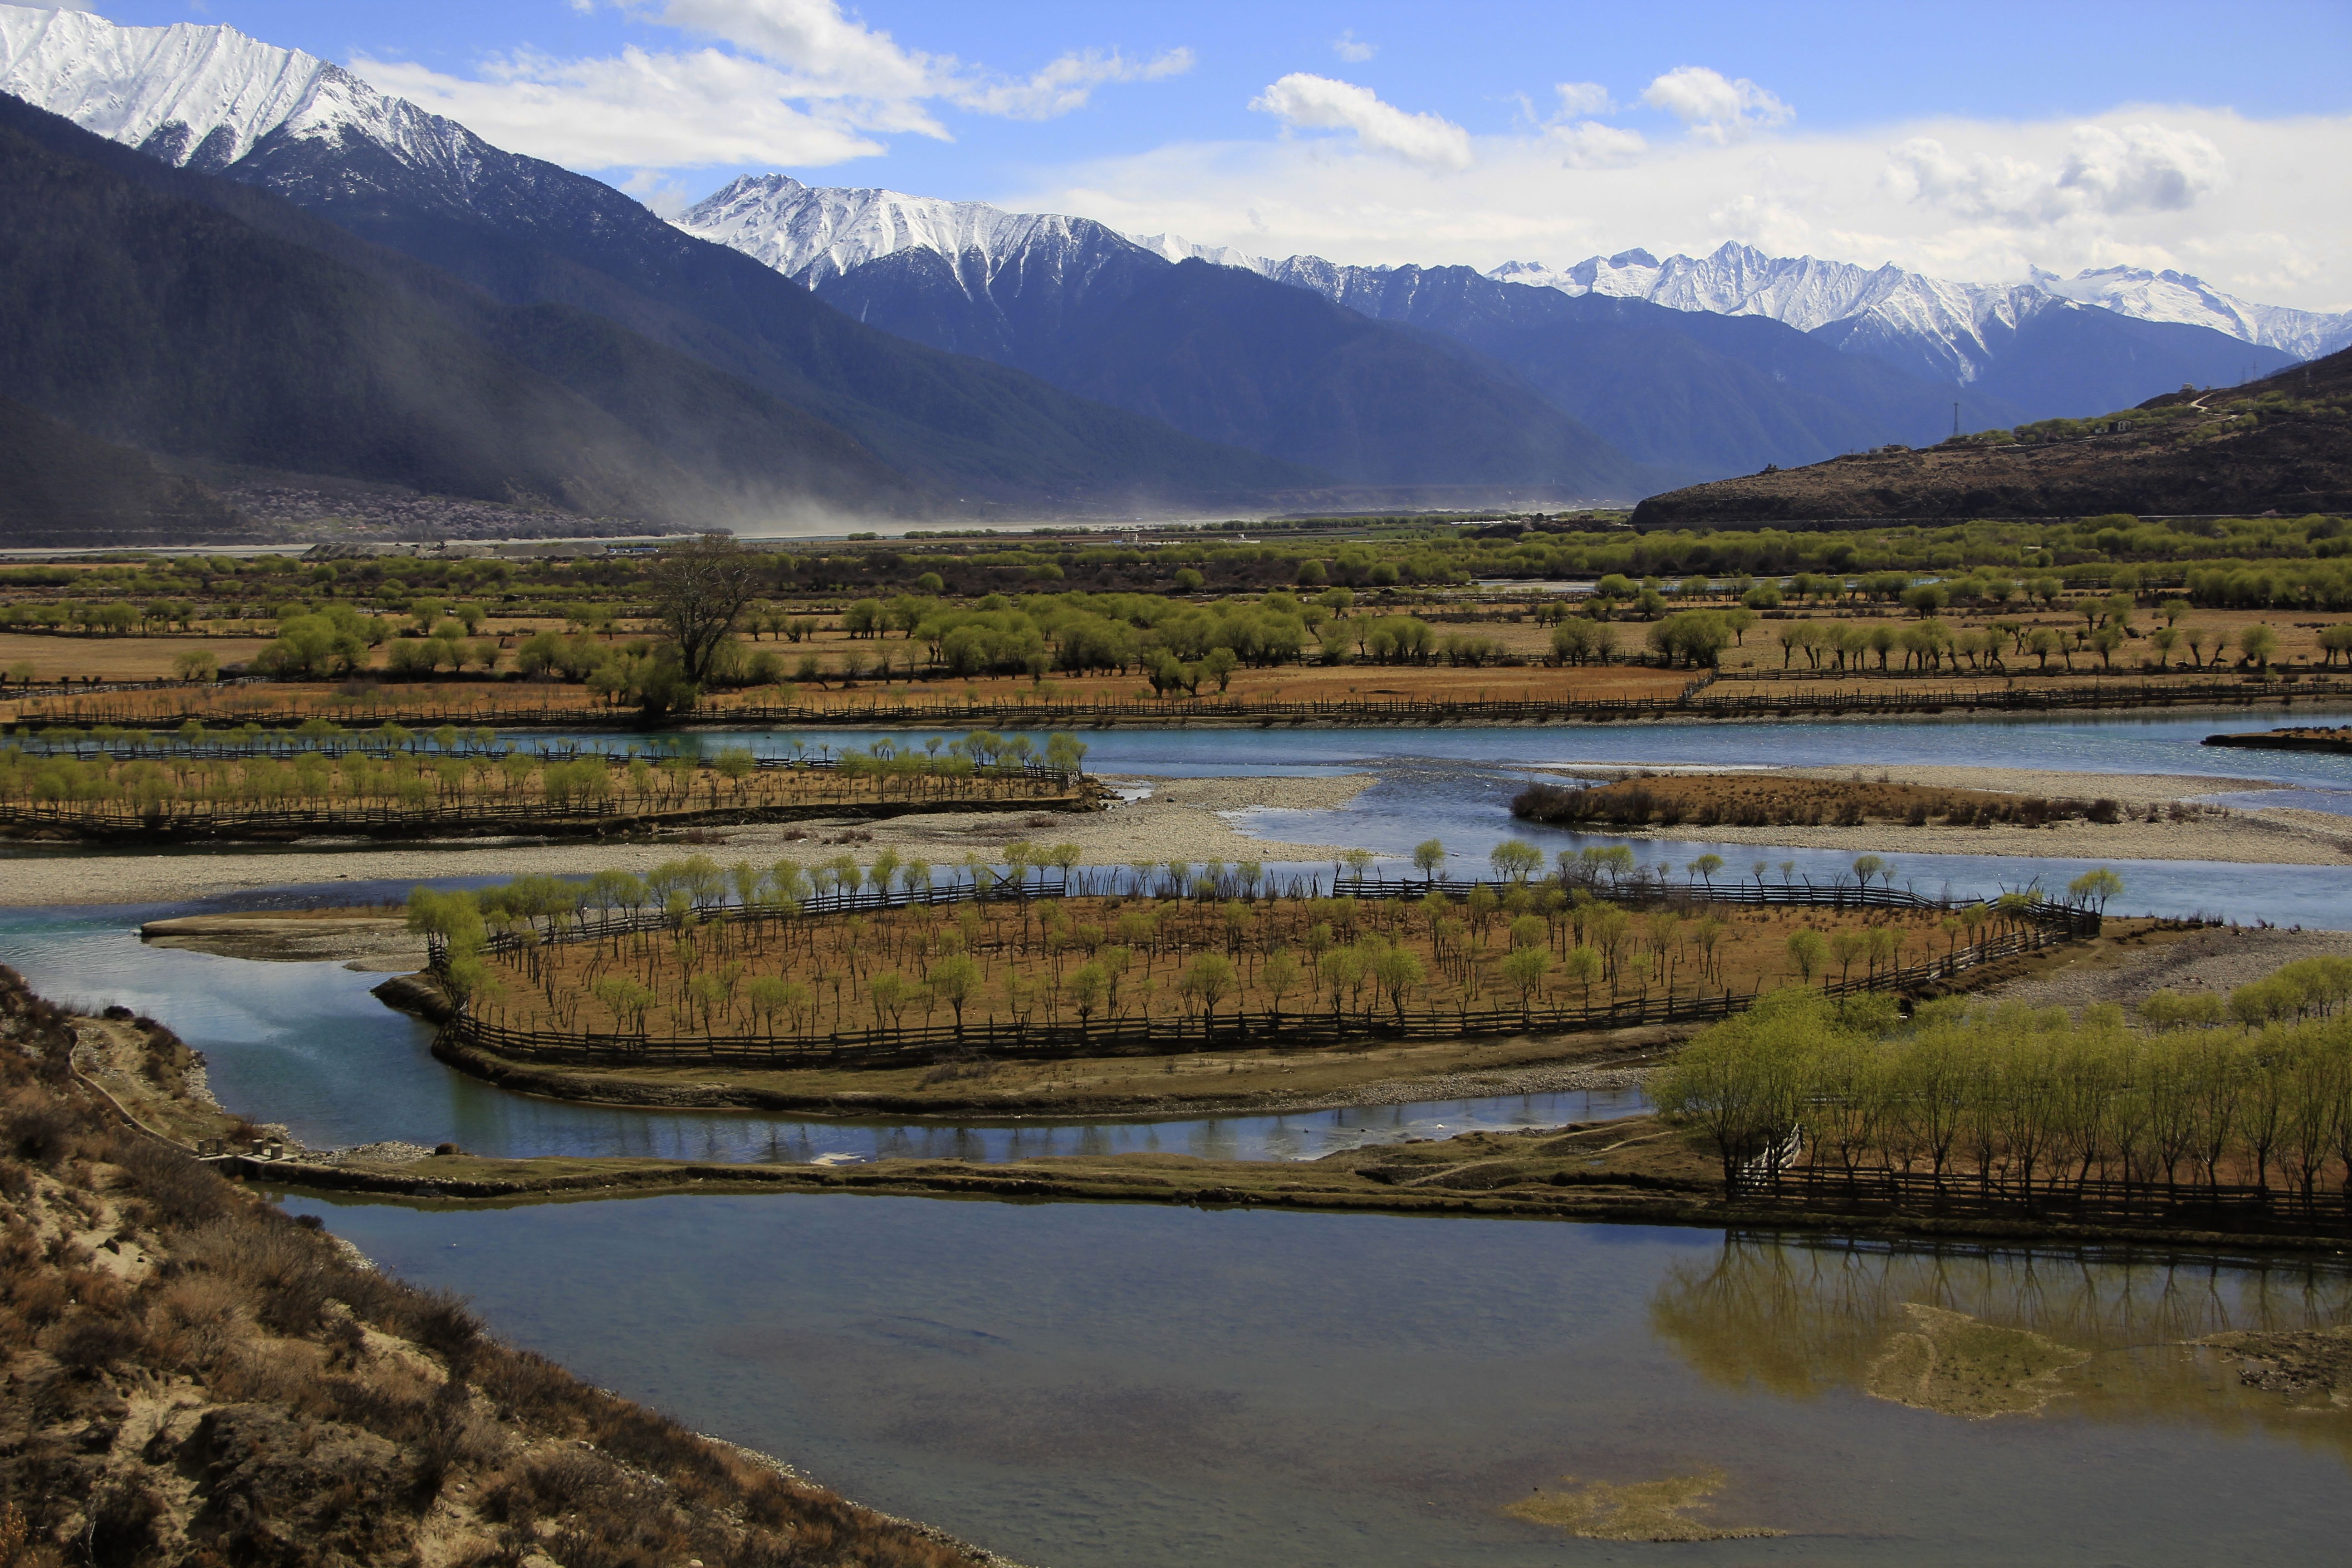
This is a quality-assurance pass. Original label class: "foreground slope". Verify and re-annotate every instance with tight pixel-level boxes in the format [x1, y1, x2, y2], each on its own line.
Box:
[1631, 347, 2352, 523]
[0, 966, 1003, 1568]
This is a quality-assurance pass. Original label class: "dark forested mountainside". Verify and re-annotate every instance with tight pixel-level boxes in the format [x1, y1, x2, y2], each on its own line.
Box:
[0, 395, 257, 545]
[205, 109, 1321, 508]
[1631, 347, 2352, 524]
[0, 97, 933, 528]
[812, 227, 1655, 495]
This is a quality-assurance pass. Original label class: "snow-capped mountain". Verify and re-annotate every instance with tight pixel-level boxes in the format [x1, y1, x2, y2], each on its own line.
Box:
[676, 173, 1117, 289]
[1480, 244, 2056, 384]
[1484, 243, 2352, 378]
[1127, 231, 1277, 275]
[2030, 265, 2352, 362]
[0, 4, 1318, 512]
[0, 4, 482, 185]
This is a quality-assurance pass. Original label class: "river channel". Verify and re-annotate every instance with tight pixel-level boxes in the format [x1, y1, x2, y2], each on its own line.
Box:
[277, 1191, 2352, 1567]
[7, 712, 2352, 1563]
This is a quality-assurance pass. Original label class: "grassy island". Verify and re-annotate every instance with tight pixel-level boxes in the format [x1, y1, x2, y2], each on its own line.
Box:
[406, 850, 2094, 1075]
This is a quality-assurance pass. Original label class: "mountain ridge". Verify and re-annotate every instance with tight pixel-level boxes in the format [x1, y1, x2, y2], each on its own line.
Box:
[678, 174, 1661, 497]
[0, 3, 1324, 514]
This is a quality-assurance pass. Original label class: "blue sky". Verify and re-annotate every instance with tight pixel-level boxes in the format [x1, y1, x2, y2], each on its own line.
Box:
[83, 2, 2352, 304]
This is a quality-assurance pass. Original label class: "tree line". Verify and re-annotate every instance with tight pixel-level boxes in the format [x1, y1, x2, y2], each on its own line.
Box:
[1653, 960, 2352, 1220]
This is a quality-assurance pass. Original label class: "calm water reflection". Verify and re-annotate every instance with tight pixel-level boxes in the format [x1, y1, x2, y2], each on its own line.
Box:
[279, 1192, 2352, 1568]
[0, 903, 1638, 1160]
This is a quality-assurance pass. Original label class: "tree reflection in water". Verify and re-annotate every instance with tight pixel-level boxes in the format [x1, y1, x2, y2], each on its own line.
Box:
[1648, 1231, 2352, 1453]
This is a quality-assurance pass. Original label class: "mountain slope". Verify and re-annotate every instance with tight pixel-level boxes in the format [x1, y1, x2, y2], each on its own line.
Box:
[1485, 242, 2311, 415]
[681, 174, 1654, 496]
[1260, 258, 2024, 476]
[0, 93, 928, 527]
[0, 392, 255, 544]
[0, 5, 1317, 510]
[2030, 265, 2352, 361]
[1630, 347, 2352, 524]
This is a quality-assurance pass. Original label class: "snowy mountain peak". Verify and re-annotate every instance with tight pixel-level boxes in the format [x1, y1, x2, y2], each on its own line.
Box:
[674, 173, 1125, 289]
[0, 4, 493, 190]
[2029, 264, 2351, 360]
[1127, 232, 1275, 276]
[0, 4, 338, 168]
[1487, 241, 2351, 369]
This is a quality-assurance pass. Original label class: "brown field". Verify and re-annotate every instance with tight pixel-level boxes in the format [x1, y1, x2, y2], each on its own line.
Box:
[1514, 773, 2193, 831]
[0, 631, 275, 680]
[474, 888, 1999, 1046]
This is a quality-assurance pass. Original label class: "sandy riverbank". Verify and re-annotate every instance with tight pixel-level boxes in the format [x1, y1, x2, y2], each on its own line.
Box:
[1547, 764, 2352, 867]
[0, 774, 1379, 907]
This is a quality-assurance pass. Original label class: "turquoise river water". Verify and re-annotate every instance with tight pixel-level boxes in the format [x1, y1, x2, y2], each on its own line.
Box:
[5, 712, 2350, 1563]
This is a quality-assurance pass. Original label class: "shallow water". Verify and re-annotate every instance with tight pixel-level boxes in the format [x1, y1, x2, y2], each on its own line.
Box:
[279, 1191, 2352, 1568]
[550, 708, 2352, 792]
[0, 902, 1637, 1160]
[543, 711, 2352, 925]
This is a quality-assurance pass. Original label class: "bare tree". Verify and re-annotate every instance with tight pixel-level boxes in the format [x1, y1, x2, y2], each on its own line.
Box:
[649, 534, 760, 685]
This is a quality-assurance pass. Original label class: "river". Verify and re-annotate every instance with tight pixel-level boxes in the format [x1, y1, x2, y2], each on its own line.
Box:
[8, 712, 2352, 1564]
[275, 1191, 2352, 1567]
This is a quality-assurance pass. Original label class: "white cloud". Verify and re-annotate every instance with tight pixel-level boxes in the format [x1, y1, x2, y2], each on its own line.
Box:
[630, 0, 942, 100]
[1249, 73, 1473, 169]
[1332, 30, 1377, 64]
[352, 0, 1190, 171]
[956, 47, 1194, 120]
[2057, 122, 2226, 214]
[1640, 65, 1792, 143]
[1553, 81, 1612, 117]
[1007, 106, 2352, 312]
[357, 46, 908, 168]
[1547, 119, 1645, 167]
[1888, 121, 2226, 227]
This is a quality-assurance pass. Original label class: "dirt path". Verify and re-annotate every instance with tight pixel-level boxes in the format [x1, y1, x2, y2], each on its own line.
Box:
[1976, 925, 2352, 1014]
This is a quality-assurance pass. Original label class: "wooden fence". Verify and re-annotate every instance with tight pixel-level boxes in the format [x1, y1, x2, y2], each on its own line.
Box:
[453, 871, 2097, 964]
[19, 671, 2349, 732]
[1730, 1162, 2347, 1233]
[0, 771, 1086, 837]
[436, 887, 2079, 1069]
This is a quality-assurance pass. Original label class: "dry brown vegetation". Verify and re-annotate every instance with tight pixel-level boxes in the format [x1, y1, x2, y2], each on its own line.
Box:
[0, 965, 1001, 1568]
[467, 883, 1992, 1048]
[0, 739, 1088, 839]
[1512, 774, 2200, 832]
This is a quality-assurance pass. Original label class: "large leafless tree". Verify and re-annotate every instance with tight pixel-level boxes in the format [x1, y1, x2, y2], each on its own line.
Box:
[648, 534, 760, 684]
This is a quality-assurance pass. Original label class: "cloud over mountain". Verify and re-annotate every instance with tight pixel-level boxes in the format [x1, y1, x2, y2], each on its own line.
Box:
[1250, 73, 1473, 169]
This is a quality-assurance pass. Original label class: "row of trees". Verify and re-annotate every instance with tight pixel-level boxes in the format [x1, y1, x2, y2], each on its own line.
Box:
[1654, 969, 2352, 1217]
[0, 728, 1084, 819]
[421, 851, 2022, 1049]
